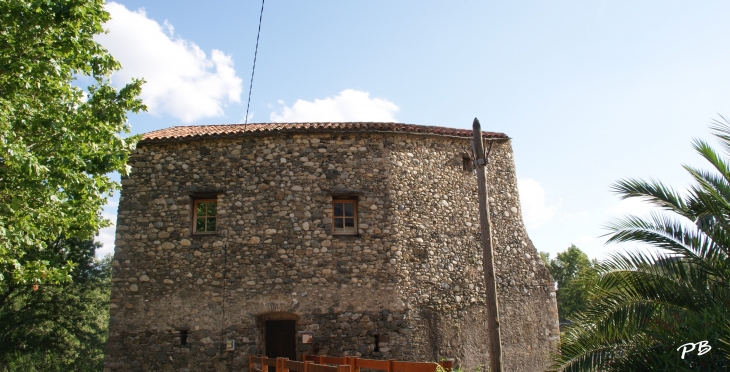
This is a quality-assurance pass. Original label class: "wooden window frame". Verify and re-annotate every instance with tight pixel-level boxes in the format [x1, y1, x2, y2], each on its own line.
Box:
[192, 199, 217, 234]
[332, 199, 358, 236]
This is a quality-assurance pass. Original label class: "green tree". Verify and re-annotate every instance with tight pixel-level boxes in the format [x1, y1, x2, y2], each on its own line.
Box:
[539, 251, 551, 266]
[553, 120, 730, 371]
[0, 238, 112, 371]
[0, 0, 144, 288]
[541, 245, 597, 321]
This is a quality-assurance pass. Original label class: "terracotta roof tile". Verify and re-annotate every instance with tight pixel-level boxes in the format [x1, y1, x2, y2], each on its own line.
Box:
[141, 122, 508, 142]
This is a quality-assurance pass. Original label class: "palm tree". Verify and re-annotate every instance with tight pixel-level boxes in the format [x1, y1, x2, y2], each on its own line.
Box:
[553, 119, 730, 371]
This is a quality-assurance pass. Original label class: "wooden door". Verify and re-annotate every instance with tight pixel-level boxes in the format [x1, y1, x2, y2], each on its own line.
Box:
[265, 320, 297, 360]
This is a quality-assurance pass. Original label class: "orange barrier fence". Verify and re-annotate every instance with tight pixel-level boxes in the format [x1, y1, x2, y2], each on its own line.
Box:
[302, 355, 349, 366]
[302, 355, 453, 372]
[250, 356, 349, 372]
[250, 355, 452, 372]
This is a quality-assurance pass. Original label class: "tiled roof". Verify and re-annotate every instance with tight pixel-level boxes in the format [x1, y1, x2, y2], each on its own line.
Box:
[141, 122, 508, 142]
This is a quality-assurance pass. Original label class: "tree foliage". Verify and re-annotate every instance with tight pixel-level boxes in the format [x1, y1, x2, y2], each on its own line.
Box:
[0, 238, 111, 371]
[0, 0, 144, 288]
[553, 119, 730, 371]
[541, 245, 597, 321]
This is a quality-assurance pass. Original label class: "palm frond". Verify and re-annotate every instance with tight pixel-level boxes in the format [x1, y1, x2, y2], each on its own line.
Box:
[556, 241, 729, 371]
[683, 165, 730, 223]
[709, 115, 730, 158]
[610, 179, 691, 218]
[554, 332, 641, 372]
[688, 138, 730, 188]
[553, 121, 730, 371]
[603, 212, 725, 264]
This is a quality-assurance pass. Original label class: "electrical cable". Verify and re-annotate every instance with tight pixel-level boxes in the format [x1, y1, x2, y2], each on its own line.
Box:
[222, 4, 262, 367]
[245, 0, 265, 124]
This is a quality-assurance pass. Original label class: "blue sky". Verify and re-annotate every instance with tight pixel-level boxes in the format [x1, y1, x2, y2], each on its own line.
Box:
[94, 1, 730, 259]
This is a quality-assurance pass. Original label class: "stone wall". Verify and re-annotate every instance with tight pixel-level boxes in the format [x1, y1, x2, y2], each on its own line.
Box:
[104, 130, 559, 372]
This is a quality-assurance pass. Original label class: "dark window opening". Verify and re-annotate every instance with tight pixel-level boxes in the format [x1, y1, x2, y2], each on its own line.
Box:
[462, 157, 473, 172]
[180, 330, 188, 346]
[374, 335, 380, 352]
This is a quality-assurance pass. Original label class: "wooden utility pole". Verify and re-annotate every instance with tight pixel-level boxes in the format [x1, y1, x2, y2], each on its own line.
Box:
[472, 118, 503, 372]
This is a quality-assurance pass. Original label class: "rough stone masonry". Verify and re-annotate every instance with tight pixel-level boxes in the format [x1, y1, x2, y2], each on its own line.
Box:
[104, 122, 559, 372]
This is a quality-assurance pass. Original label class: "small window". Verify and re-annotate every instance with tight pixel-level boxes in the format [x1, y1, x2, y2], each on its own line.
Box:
[332, 200, 357, 235]
[193, 199, 217, 233]
[180, 330, 188, 346]
[462, 156, 473, 172]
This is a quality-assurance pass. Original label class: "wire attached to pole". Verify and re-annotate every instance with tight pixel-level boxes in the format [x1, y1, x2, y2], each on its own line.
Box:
[245, 0, 265, 124]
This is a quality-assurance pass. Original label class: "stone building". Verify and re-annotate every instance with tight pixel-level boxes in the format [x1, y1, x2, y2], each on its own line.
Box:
[104, 122, 559, 372]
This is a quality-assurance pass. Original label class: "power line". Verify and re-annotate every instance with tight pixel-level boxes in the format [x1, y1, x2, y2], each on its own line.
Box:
[245, 0, 265, 124]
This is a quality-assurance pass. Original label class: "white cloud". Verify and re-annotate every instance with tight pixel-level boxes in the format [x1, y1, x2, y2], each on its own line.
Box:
[518, 178, 556, 228]
[270, 90, 399, 122]
[240, 111, 255, 124]
[95, 199, 119, 257]
[96, 225, 116, 257]
[97, 3, 243, 123]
